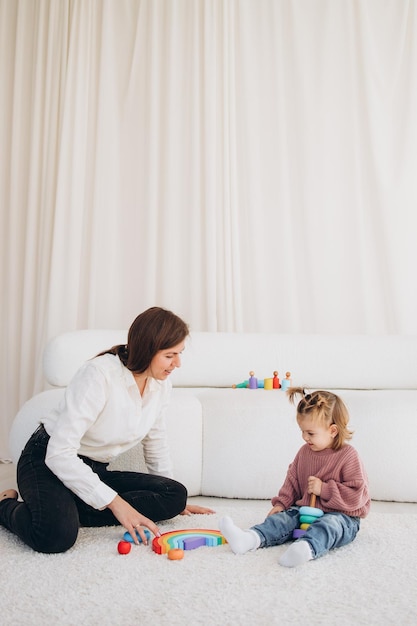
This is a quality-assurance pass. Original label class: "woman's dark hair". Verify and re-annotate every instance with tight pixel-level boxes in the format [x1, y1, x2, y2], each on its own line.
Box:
[97, 307, 189, 373]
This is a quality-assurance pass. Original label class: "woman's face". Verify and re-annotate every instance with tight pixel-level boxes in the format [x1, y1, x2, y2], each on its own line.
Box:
[147, 341, 185, 380]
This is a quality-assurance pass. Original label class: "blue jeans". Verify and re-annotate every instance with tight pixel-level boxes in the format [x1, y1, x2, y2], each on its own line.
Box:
[0, 425, 187, 554]
[251, 506, 361, 559]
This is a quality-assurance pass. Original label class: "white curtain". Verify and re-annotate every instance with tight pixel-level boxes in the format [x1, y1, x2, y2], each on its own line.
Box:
[1, 0, 417, 459]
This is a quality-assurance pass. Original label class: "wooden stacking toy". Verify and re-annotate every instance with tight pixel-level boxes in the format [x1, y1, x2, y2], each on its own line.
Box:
[248, 371, 258, 389]
[232, 371, 289, 390]
[292, 494, 323, 539]
[152, 529, 226, 555]
[280, 372, 292, 391]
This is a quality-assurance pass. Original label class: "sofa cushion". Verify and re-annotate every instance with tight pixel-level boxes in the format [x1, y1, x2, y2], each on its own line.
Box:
[194, 389, 299, 499]
[191, 387, 417, 502]
[341, 389, 417, 502]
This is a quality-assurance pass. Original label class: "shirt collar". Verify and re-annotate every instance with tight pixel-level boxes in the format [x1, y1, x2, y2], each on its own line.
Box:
[123, 363, 162, 393]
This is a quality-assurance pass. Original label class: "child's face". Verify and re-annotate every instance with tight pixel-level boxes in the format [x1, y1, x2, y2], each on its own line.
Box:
[297, 415, 337, 451]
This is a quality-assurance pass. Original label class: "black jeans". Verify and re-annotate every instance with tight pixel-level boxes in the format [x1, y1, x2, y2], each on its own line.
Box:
[0, 425, 187, 554]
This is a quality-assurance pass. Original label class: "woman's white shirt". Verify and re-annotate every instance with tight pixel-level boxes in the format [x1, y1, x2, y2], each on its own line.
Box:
[42, 354, 173, 510]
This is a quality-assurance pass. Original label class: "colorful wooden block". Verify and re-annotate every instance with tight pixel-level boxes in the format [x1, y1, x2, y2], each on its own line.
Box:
[152, 529, 226, 555]
[124, 528, 152, 543]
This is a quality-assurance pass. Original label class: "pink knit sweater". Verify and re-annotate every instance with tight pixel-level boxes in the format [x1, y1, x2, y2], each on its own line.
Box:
[271, 444, 371, 518]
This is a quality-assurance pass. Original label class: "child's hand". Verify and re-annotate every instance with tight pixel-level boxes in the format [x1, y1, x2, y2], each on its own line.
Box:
[267, 505, 284, 517]
[307, 475, 322, 496]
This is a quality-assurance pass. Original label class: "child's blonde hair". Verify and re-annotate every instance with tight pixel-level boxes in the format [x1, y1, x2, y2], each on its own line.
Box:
[287, 387, 353, 450]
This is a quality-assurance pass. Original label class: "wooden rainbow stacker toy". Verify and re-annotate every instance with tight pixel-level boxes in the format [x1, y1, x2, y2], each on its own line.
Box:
[152, 529, 226, 555]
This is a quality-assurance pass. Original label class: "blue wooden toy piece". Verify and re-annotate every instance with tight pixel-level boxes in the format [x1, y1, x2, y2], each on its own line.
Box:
[124, 528, 152, 543]
[281, 372, 292, 391]
[299, 506, 324, 518]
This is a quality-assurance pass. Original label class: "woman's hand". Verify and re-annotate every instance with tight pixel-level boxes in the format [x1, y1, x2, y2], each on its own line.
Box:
[180, 503, 216, 516]
[107, 494, 161, 544]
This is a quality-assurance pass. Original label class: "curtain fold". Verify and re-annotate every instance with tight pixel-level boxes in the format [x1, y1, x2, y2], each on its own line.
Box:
[1, 0, 417, 459]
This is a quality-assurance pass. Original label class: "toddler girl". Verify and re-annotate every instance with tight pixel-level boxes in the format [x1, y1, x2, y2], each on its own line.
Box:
[219, 387, 370, 567]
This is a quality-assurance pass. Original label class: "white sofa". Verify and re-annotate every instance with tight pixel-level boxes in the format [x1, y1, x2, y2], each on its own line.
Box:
[9, 331, 417, 503]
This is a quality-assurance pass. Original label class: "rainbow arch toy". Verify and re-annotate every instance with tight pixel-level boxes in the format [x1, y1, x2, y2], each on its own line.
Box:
[152, 529, 226, 555]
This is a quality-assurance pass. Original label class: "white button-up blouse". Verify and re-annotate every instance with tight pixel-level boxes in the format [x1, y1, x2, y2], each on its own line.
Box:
[42, 353, 173, 510]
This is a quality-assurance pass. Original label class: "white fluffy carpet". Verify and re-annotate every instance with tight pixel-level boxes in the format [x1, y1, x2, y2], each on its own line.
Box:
[1, 498, 417, 626]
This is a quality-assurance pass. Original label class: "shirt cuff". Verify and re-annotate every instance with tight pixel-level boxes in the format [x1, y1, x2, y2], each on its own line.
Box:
[93, 483, 118, 510]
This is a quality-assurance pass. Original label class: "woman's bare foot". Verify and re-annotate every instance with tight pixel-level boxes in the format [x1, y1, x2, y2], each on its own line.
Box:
[0, 489, 18, 501]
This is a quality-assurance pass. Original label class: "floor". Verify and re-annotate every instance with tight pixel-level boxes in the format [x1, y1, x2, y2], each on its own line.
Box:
[2, 461, 417, 513]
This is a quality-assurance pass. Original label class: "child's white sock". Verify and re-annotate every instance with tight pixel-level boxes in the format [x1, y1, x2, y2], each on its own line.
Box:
[219, 516, 261, 554]
[279, 540, 313, 568]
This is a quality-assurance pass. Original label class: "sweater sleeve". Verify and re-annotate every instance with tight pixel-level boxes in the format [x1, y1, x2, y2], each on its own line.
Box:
[271, 450, 303, 509]
[319, 446, 370, 517]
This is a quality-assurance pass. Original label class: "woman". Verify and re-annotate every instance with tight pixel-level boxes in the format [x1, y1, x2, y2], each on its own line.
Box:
[0, 307, 213, 553]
